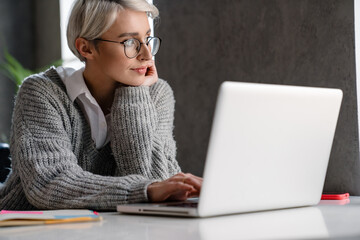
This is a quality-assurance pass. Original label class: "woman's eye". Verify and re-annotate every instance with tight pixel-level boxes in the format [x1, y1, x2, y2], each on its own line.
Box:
[125, 39, 136, 47]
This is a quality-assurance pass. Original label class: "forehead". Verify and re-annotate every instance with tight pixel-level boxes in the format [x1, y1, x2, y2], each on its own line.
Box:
[103, 9, 150, 37]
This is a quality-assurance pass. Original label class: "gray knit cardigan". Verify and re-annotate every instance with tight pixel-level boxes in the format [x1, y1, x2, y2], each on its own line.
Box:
[0, 67, 181, 210]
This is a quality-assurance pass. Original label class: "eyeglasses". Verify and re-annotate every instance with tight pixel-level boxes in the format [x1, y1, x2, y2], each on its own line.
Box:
[94, 37, 162, 59]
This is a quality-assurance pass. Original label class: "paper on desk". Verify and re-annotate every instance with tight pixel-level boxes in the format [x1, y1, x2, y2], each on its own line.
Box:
[0, 209, 102, 227]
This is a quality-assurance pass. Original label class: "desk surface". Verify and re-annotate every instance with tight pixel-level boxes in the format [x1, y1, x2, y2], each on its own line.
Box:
[2, 197, 360, 240]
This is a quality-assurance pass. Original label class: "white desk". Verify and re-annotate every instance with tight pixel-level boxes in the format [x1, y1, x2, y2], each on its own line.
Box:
[2, 197, 360, 240]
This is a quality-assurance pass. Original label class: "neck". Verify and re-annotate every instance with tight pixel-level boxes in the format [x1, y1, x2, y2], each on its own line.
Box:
[83, 66, 117, 115]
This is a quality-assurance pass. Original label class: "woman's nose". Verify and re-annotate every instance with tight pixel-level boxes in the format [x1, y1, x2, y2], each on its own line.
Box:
[138, 43, 152, 61]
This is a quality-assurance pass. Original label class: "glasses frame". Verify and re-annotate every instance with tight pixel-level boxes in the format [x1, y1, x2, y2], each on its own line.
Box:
[94, 37, 162, 59]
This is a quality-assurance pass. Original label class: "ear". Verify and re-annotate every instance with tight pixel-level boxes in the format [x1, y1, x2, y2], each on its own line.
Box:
[75, 38, 96, 60]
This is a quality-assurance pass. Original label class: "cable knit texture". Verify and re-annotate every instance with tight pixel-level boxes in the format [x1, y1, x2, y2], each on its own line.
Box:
[0, 67, 181, 210]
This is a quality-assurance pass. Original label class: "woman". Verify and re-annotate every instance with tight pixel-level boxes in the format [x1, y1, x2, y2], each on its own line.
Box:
[0, 0, 202, 210]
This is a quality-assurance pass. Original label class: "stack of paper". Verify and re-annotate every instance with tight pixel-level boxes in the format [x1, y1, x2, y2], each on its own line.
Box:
[0, 209, 102, 227]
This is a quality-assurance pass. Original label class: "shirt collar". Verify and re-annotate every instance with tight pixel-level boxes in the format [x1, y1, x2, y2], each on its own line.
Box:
[56, 66, 92, 103]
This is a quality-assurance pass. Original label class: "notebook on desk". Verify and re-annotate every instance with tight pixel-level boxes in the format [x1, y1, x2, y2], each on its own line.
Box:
[117, 81, 343, 217]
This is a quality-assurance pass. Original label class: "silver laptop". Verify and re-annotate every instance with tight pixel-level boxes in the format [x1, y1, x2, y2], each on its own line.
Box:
[117, 81, 343, 217]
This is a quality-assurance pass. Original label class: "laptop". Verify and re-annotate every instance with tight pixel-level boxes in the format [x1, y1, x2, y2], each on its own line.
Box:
[117, 81, 343, 217]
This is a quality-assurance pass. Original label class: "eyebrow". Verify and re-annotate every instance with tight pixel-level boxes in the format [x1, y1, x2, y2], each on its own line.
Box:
[118, 29, 152, 38]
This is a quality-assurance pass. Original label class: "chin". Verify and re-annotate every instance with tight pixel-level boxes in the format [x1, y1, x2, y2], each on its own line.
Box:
[127, 77, 146, 87]
[131, 81, 144, 87]
[116, 74, 146, 86]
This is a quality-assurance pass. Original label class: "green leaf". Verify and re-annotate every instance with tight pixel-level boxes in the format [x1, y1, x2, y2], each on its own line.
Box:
[0, 50, 35, 91]
[37, 59, 63, 72]
[0, 49, 62, 93]
[0, 64, 12, 80]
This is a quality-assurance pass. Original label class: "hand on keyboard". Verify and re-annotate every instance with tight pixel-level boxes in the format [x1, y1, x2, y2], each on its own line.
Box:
[147, 173, 203, 202]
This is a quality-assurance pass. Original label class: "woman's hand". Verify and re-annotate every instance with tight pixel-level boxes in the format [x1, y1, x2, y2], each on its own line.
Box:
[147, 173, 203, 202]
[141, 60, 158, 86]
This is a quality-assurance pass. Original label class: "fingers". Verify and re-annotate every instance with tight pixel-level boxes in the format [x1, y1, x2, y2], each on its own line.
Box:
[145, 61, 157, 77]
[142, 61, 158, 86]
[174, 172, 203, 181]
[168, 173, 203, 198]
[147, 180, 195, 202]
[171, 173, 203, 191]
[147, 173, 203, 202]
[166, 182, 198, 201]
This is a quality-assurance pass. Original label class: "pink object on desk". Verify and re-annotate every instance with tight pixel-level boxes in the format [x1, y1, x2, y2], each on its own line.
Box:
[0, 210, 43, 215]
[321, 193, 350, 200]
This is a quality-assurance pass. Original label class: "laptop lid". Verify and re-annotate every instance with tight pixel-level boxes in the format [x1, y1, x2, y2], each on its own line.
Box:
[117, 82, 343, 217]
[197, 81, 342, 217]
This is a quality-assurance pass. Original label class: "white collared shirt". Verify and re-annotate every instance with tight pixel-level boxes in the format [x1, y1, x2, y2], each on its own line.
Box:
[56, 66, 110, 149]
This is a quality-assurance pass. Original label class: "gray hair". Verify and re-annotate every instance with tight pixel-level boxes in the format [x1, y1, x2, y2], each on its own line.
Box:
[67, 0, 159, 61]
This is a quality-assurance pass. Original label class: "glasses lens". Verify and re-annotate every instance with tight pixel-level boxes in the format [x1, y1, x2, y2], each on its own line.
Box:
[124, 39, 140, 58]
[148, 37, 161, 56]
[124, 37, 161, 58]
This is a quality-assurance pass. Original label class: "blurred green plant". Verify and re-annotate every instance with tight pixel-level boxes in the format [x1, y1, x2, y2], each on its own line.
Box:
[0, 49, 62, 92]
[0, 50, 63, 143]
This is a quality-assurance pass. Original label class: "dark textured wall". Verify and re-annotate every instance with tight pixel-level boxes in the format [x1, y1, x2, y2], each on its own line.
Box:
[0, 0, 61, 142]
[34, 0, 61, 67]
[0, 0, 33, 142]
[154, 0, 360, 194]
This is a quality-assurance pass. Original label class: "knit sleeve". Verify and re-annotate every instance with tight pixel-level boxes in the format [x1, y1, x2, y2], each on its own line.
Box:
[111, 79, 181, 180]
[10, 76, 155, 210]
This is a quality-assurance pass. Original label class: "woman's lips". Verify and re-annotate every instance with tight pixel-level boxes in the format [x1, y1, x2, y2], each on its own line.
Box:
[132, 67, 147, 75]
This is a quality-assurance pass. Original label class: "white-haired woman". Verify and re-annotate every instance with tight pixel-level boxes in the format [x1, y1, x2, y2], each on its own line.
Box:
[0, 0, 202, 210]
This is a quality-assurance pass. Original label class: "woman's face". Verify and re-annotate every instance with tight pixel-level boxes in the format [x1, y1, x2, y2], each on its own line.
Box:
[92, 9, 153, 86]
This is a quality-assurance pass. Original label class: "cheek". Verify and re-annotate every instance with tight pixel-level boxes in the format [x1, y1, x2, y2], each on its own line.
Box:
[99, 48, 129, 70]
[102, 47, 125, 62]
[97, 43, 126, 62]
[95, 46, 145, 85]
